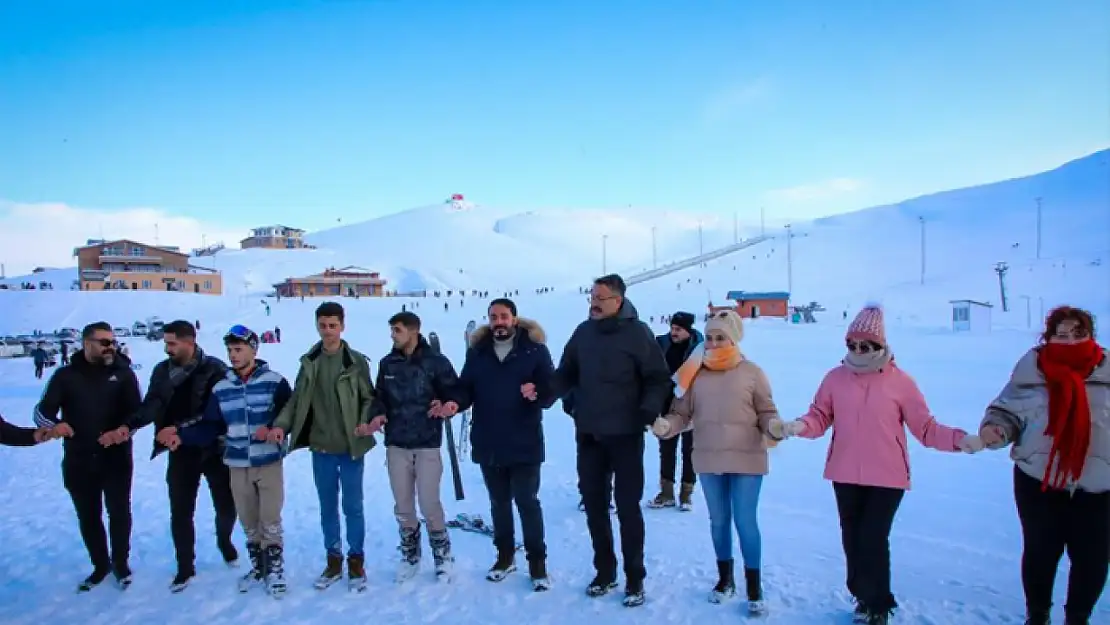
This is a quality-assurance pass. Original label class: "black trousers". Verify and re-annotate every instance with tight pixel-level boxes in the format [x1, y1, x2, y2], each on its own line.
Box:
[480, 463, 546, 562]
[166, 446, 237, 572]
[1014, 466, 1109, 621]
[34, 363, 44, 379]
[577, 431, 646, 583]
[833, 482, 905, 612]
[659, 430, 695, 485]
[63, 451, 134, 571]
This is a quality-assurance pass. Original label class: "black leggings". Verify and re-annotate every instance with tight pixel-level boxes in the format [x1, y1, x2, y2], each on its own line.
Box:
[1014, 465, 1109, 621]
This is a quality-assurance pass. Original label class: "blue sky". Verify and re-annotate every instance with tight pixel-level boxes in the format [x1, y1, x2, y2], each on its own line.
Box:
[1, 0, 1107, 236]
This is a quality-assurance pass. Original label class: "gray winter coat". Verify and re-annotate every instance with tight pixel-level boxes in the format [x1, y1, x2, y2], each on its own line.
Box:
[980, 347, 1110, 493]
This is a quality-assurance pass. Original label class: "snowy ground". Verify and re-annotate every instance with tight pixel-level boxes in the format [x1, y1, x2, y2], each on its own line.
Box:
[0, 285, 1104, 625]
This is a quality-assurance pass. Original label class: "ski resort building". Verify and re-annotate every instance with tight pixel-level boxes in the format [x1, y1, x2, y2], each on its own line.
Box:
[273, 266, 388, 298]
[240, 225, 311, 249]
[74, 239, 223, 294]
[724, 291, 791, 318]
[950, 299, 993, 333]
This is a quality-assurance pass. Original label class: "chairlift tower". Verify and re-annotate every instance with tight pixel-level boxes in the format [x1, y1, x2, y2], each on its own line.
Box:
[994, 261, 1010, 312]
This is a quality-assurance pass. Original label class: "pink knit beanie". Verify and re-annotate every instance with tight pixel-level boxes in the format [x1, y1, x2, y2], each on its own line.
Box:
[846, 303, 886, 346]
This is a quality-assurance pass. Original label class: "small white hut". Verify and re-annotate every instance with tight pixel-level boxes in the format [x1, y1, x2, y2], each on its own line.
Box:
[949, 299, 993, 333]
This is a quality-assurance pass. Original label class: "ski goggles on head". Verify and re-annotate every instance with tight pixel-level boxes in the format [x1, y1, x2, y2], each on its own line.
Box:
[224, 324, 259, 350]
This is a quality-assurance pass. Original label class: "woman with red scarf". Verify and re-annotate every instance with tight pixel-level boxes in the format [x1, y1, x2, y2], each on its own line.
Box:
[976, 306, 1109, 625]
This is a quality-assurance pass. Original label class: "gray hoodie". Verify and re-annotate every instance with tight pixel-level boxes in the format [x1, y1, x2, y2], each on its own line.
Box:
[980, 347, 1110, 493]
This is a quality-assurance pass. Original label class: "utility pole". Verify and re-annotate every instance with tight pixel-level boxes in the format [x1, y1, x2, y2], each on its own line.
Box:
[1019, 295, 1032, 329]
[919, 216, 926, 285]
[651, 226, 657, 269]
[760, 206, 766, 236]
[785, 224, 794, 296]
[733, 212, 738, 244]
[994, 261, 1010, 312]
[155, 223, 160, 246]
[602, 234, 609, 274]
[1035, 196, 1043, 260]
[697, 221, 704, 256]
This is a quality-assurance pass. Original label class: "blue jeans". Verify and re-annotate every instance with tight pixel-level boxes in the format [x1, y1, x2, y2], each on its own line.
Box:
[700, 473, 763, 568]
[312, 451, 365, 557]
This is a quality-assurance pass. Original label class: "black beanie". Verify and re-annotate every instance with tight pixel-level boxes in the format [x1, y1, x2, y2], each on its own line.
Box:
[671, 311, 695, 332]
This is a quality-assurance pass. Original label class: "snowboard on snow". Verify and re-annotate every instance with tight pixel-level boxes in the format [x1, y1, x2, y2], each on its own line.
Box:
[445, 513, 523, 551]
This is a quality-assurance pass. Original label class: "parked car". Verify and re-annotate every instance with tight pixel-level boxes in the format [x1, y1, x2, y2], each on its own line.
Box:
[0, 338, 23, 358]
[113, 327, 131, 338]
[131, 321, 148, 336]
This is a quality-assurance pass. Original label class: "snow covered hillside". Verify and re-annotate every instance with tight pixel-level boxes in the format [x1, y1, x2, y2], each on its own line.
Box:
[1, 283, 1106, 625]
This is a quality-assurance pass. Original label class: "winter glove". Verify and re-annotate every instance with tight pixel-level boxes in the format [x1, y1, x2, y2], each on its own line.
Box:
[651, 417, 672, 438]
[766, 418, 786, 440]
[768, 418, 805, 439]
[957, 434, 984, 454]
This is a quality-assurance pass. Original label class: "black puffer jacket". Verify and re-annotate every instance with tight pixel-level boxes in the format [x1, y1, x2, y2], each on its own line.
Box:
[370, 336, 461, 450]
[130, 348, 228, 458]
[33, 350, 142, 460]
[553, 298, 672, 437]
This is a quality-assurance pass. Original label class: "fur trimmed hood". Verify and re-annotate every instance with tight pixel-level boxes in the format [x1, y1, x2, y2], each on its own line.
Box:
[469, 317, 546, 347]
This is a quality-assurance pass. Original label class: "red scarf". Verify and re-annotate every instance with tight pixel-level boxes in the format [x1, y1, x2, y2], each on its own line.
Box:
[1037, 340, 1103, 491]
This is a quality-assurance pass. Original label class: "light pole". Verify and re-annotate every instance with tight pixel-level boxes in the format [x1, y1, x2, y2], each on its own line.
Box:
[919, 216, 926, 285]
[1019, 295, 1032, 329]
[733, 212, 739, 244]
[697, 221, 704, 256]
[651, 226, 657, 269]
[602, 234, 609, 274]
[760, 206, 766, 236]
[785, 223, 793, 296]
[1035, 196, 1043, 259]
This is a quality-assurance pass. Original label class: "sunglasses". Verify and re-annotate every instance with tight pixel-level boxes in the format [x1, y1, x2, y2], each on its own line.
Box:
[90, 338, 116, 348]
[846, 340, 881, 354]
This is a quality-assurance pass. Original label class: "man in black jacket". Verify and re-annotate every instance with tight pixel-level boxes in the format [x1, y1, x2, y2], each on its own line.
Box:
[647, 311, 703, 510]
[369, 311, 462, 582]
[551, 274, 672, 607]
[33, 322, 143, 592]
[455, 298, 555, 590]
[126, 320, 238, 592]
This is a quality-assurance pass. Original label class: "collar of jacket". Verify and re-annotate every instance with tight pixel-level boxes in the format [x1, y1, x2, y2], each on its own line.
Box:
[305, 341, 355, 368]
[222, 359, 272, 384]
[388, 335, 432, 361]
[468, 318, 547, 352]
[70, 349, 132, 373]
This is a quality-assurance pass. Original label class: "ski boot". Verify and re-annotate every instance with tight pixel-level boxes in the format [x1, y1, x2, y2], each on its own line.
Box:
[265, 545, 286, 598]
[238, 543, 265, 593]
[429, 529, 454, 582]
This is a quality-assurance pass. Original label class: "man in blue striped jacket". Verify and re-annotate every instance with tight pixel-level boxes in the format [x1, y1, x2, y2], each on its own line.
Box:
[195, 325, 292, 598]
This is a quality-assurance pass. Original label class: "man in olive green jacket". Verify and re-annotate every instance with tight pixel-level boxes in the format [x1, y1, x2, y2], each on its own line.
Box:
[260, 302, 377, 592]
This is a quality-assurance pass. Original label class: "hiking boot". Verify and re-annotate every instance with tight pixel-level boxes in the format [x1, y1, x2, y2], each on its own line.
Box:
[585, 574, 618, 597]
[486, 550, 516, 582]
[265, 545, 286, 597]
[314, 553, 343, 590]
[708, 559, 736, 603]
[77, 566, 111, 592]
[646, 480, 676, 508]
[622, 578, 645, 607]
[347, 554, 367, 592]
[678, 482, 695, 511]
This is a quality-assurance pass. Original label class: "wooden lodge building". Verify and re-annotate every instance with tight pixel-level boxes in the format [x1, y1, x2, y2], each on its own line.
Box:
[273, 266, 387, 298]
[74, 238, 223, 294]
[720, 290, 791, 318]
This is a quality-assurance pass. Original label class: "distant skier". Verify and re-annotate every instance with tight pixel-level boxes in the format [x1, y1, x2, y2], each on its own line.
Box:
[32, 342, 47, 378]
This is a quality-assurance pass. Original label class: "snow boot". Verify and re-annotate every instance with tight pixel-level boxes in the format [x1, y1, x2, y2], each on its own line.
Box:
[112, 562, 132, 590]
[314, 553, 343, 590]
[852, 599, 869, 623]
[396, 525, 422, 582]
[529, 558, 551, 591]
[585, 574, 618, 597]
[678, 482, 695, 511]
[347, 553, 367, 592]
[744, 567, 766, 615]
[646, 480, 676, 508]
[77, 566, 111, 593]
[429, 529, 454, 581]
[169, 568, 195, 593]
[622, 578, 646, 607]
[708, 559, 736, 603]
[486, 549, 516, 582]
[265, 545, 286, 598]
[238, 542, 265, 593]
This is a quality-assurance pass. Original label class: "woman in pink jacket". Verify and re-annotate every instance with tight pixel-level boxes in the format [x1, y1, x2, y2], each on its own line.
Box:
[769, 304, 974, 625]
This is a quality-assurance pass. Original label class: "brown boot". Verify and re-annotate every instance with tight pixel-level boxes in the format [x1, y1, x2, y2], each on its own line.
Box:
[646, 480, 676, 508]
[313, 553, 343, 590]
[347, 554, 367, 591]
[679, 482, 695, 511]
[486, 550, 516, 582]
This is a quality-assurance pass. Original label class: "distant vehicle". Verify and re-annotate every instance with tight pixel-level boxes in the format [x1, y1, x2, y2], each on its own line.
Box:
[113, 327, 131, 338]
[132, 322, 148, 336]
[0, 338, 23, 358]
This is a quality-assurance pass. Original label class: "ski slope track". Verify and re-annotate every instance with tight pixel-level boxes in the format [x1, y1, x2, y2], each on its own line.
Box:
[0, 150, 1108, 624]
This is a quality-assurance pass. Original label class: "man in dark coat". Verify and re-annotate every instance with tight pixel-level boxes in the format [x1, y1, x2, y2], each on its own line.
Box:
[550, 274, 672, 607]
[454, 298, 555, 590]
[368, 311, 463, 582]
[126, 320, 238, 592]
[646, 311, 703, 510]
[33, 321, 143, 592]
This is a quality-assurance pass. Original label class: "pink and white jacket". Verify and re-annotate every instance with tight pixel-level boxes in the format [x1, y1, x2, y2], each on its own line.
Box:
[795, 361, 966, 490]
